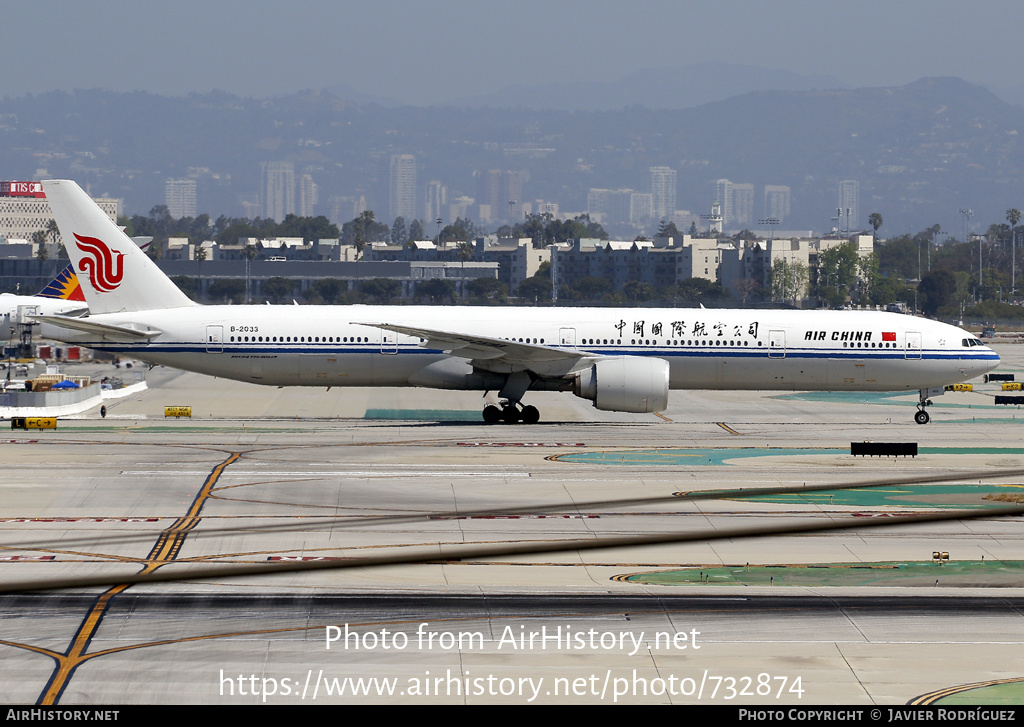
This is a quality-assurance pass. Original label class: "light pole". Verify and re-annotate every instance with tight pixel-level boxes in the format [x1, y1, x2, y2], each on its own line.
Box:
[758, 217, 779, 243]
[958, 208, 973, 243]
[958, 207, 976, 293]
[929, 227, 939, 272]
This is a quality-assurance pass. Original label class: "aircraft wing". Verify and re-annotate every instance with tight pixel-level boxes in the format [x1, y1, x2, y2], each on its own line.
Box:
[31, 314, 162, 341]
[358, 321, 591, 372]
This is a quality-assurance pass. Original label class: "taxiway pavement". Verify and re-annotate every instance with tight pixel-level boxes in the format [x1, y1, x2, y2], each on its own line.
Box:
[1, 344, 1023, 704]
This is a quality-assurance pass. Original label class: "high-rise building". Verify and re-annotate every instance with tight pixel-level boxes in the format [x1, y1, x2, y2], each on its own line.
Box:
[389, 154, 417, 222]
[715, 179, 733, 227]
[477, 170, 503, 222]
[475, 170, 524, 225]
[424, 181, 447, 224]
[261, 162, 295, 221]
[630, 193, 654, 226]
[298, 174, 317, 218]
[503, 171, 523, 223]
[328, 195, 366, 225]
[732, 183, 754, 228]
[649, 166, 677, 222]
[763, 185, 791, 223]
[714, 179, 753, 229]
[838, 180, 859, 233]
[164, 178, 196, 219]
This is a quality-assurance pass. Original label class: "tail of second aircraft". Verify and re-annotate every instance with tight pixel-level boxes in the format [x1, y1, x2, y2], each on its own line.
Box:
[35, 263, 85, 302]
[41, 180, 194, 315]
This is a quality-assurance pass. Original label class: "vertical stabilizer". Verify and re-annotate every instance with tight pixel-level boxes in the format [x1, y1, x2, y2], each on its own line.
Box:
[41, 180, 194, 314]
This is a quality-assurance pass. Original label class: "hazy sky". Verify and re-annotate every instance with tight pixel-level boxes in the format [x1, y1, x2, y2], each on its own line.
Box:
[4, 0, 1023, 103]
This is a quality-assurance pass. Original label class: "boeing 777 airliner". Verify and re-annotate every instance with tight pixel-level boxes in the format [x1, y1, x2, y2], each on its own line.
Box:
[34, 180, 999, 424]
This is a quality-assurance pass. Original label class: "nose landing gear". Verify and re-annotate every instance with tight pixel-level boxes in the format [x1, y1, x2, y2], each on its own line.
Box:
[914, 386, 942, 424]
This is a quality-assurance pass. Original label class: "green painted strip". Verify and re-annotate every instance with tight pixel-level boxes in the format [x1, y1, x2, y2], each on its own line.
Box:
[364, 409, 483, 421]
[933, 682, 1024, 705]
[624, 560, 1024, 587]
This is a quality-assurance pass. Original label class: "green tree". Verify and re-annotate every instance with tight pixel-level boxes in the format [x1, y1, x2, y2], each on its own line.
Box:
[208, 278, 246, 304]
[657, 219, 682, 239]
[313, 278, 344, 304]
[261, 277, 297, 303]
[567, 276, 613, 302]
[170, 275, 197, 300]
[342, 211, 387, 254]
[408, 218, 425, 243]
[677, 277, 730, 304]
[770, 258, 809, 305]
[413, 278, 456, 304]
[390, 216, 407, 245]
[816, 241, 859, 307]
[1008, 208, 1022, 292]
[918, 269, 957, 317]
[45, 218, 65, 258]
[622, 281, 656, 302]
[276, 214, 339, 242]
[876, 235, 921, 280]
[437, 217, 478, 244]
[34, 233, 48, 261]
[467, 277, 508, 304]
[359, 278, 402, 304]
[857, 251, 883, 304]
[869, 212, 883, 236]
[517, 275, 551, 302]
[455, 242, 474, 261]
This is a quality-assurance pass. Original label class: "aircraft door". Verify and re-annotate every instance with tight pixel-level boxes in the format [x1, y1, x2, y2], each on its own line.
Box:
[905, 331, 922, 359]
[380, 330, 398, 355]
[206, 325, 224, 353]
[768, 329, 786, 358]
[559, 327, 577, 348]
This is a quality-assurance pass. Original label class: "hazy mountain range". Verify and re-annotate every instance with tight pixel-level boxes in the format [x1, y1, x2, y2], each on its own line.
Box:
[1, 74, 1022, 236]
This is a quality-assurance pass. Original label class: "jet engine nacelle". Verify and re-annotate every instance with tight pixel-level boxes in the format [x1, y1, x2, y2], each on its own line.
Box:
[573, 356, 670, 413]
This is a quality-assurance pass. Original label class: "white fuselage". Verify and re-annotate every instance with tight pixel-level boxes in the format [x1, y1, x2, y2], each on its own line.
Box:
[41, 305, 999, 393]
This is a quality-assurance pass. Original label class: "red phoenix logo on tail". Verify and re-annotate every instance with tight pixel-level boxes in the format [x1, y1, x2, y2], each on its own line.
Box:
[74, 233, 125, 292]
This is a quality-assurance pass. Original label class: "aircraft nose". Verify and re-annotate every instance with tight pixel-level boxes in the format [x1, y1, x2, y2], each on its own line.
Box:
[987, 347, 1001, 372]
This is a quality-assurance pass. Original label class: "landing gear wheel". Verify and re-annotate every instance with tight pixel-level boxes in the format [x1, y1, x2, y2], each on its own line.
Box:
[520, 405, 540, 425]
[482, 405, 501, 424]
[500, 405, 521, 424]
[914, 409, 930, 425]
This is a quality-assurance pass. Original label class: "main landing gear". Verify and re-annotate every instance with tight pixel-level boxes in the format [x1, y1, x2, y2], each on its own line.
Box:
[483, 371, 540, 424]
[483, 401, 540, 424]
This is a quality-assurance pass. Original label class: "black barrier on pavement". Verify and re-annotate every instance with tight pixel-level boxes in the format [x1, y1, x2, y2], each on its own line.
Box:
[851, 442, 917, 457]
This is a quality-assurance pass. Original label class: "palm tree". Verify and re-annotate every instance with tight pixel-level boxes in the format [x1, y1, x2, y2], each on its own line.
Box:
[194, 243, 208, 301]
[868, 212, 883, 237]
[1008, 208, 1022, 294]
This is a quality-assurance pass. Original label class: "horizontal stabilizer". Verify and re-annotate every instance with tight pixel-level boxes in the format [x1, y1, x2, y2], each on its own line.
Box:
[31, 314, 162, 341]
